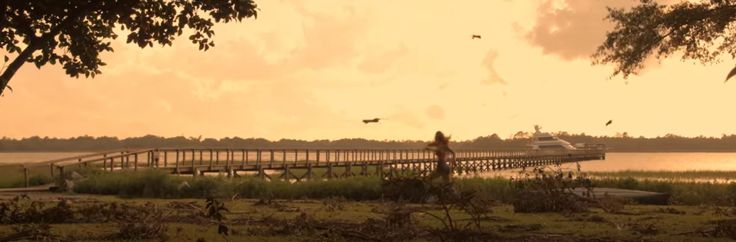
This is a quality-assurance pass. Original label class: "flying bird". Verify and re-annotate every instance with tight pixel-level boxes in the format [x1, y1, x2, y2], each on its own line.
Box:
[605, 120, 613, 126]
[362, 118, 381, 124]
[726, 66, 736, 82]
[471, 35, 482, 39]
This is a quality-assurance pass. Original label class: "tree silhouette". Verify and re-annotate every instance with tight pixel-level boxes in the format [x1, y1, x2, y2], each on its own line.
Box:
[593, 0, 736, 79]
[0, 0, 258, 95]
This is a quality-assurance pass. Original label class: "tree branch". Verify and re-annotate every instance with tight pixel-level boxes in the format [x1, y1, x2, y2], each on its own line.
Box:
[0, 3, 95, 96]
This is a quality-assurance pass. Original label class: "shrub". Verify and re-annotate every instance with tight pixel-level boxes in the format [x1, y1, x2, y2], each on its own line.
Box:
[511, 166, 593, 213]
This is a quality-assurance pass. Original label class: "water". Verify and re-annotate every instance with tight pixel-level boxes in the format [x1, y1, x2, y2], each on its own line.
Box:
[2, 152, 736, 171]
[0, 152, 91, 165]
[579, 152, 736, 171]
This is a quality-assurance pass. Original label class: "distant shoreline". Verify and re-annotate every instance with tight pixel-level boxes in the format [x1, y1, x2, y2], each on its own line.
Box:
[2, 133, 736, 152]
[2, 150, 736, 153]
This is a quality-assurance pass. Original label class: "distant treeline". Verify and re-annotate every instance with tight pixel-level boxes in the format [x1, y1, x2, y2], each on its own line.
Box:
[2, 133, 736, 152]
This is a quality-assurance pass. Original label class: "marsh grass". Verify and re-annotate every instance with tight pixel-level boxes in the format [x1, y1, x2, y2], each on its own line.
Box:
[73, 170, 383, 200]
[0, 164, 53, 188]
[0, 163, 109, 188]
[587, 170, 736, 182]
[66, 169, 736, 206]
[592, 177, 736, 206]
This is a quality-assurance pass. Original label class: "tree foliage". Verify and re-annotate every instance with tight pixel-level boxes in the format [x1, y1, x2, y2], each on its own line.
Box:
[593, 0, 736, 79]
[0, 0, 258, 95]
[2, 133, 736, 152]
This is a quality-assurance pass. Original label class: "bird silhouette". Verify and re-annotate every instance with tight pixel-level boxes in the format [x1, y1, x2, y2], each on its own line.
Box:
[362, 118, 381, 124]
[726, 65, 736, 82]
[471, 35, 482, 39]
[605, 120, 613, 126]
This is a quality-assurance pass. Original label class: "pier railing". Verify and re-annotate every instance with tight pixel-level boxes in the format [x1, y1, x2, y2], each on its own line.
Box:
[18, 147, 606, 187]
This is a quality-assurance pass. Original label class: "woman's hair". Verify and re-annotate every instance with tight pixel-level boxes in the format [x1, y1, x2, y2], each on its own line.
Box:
[434, 131, 450, 144]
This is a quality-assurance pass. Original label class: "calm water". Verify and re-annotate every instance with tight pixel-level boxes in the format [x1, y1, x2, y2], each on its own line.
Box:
[1, 152, 736, 171]
[0, 152, 91, 165]
[580, 152, 736, 171]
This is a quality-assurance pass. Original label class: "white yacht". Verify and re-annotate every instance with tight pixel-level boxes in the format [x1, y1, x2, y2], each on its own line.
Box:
[528, 125, 577, 151]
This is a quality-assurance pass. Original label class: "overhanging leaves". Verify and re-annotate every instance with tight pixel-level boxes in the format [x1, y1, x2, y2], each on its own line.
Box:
[0, 0, 259, 95]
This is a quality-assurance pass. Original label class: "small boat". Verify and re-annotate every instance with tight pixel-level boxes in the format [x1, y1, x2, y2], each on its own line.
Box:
[571, 187, 671, 205]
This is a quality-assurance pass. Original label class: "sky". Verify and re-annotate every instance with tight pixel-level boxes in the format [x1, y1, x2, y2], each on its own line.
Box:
[1, 0, 735, 141]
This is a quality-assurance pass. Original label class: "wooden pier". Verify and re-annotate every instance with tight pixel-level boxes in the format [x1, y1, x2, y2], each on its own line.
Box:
[20, 148, 606, 186]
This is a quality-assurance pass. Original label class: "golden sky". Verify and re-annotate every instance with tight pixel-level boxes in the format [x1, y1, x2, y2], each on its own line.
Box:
[1, 0, 735, 140]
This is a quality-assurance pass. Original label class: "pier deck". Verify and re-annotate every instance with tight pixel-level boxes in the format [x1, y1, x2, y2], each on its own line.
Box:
[17, 148, 606, 186]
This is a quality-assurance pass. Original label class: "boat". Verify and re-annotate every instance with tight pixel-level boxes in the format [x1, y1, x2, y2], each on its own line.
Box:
[571, 187, 670, 205]
[528, 125, 577, 152]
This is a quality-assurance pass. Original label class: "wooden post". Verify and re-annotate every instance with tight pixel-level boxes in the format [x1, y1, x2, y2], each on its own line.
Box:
[256, 164, 264, 180]
[210, 150, 215, 169]
[293, 149, 298, 166]
[325, 162, 333, 179]
[191, 151, 196, 177]
[243, 150, 248, 168]
[305, 163, 313, 181]
[282, 150, 287, 166]
[256, 150, 262, 167]
[377, 161, 384, 177]
[101, 154, 108, 171]
[175, 150, 180, 174]
[58, 166, 64, 180]
[270, 150, 275, 168]
[316, 150, 321, 166]
[23, 167, 29, 188]
[153, 150, 159, 168]
[224, 150, 229, 171]
[134, 153, 138, 171]
[282, 164, 290, 181]
[344, 162, 352, 177]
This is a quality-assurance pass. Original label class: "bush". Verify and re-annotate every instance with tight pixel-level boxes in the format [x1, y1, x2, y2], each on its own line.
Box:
[115, 203, 169, 240]
[511, 166, 593, 213]
[381, 176, 430, 202]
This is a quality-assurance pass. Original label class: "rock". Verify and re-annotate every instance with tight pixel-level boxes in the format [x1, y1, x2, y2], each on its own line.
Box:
[177, 181, 191, 191]
[70, 171, 85, 180]
[425, 195, 438, 203]
[63, 179, 75, 192]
